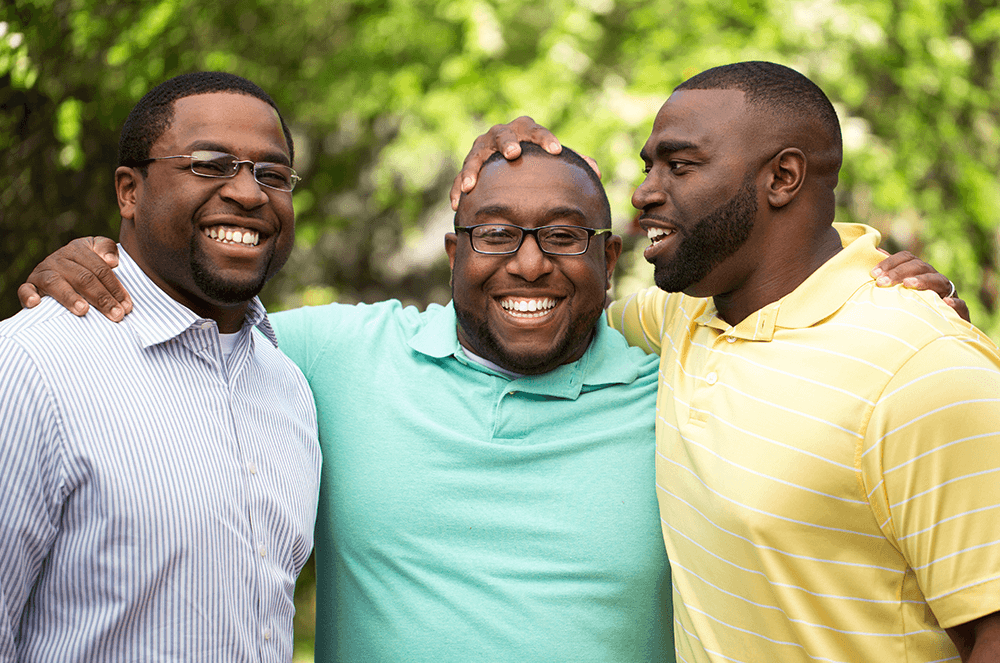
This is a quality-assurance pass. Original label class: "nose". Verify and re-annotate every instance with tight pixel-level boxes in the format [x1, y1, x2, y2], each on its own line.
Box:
[505, 233, 554, 282]
[631, 172, 666, 211]
[220, 162, 269, 209]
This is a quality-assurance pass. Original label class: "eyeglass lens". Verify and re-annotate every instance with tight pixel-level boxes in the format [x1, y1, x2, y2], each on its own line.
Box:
[470, 225, 593, 255]
[189, 151, 297, 191]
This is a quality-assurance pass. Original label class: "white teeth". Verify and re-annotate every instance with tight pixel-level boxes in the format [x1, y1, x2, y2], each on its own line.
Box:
[500, 298, 556, 318]
[202, 227, 260, 247]
[647, 227, 674, 242]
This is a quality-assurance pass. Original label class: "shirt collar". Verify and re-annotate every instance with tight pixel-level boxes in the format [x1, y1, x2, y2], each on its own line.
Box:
[408, 301, 643, 397]
[115, 247, 278, 349]
[697, 223, 881, 340]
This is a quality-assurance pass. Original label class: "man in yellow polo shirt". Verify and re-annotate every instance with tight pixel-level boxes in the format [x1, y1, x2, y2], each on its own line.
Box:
[460, 62, 1000, 662]
[616, 62, 1000, 662]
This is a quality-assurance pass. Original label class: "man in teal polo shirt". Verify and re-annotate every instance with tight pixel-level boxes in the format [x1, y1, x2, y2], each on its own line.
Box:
[271, 143, 671, 661]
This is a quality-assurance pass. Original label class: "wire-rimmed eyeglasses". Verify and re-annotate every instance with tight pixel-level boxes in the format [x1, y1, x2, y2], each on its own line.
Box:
[454, 223, 611, 256]
[129, 150, 301, 192]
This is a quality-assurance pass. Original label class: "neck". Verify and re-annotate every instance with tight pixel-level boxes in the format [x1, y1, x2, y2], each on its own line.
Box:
[713, 224, 842, 326]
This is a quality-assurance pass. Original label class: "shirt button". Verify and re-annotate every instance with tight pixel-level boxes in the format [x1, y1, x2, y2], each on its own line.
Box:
[259, 545, 267, 557]
[263, 628, 271, 641]
[508, 391, 515, 395]
[727, 336, 736, 343]
[200, 321, 212, 329]
[706, 372, 718, 385]
[248, 462, 257, 475]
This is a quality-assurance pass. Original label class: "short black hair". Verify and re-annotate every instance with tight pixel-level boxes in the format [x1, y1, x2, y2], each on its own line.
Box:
[480, 142, 612, 228]
[118, 72, 294, 171]
[676, 61, 842, 152]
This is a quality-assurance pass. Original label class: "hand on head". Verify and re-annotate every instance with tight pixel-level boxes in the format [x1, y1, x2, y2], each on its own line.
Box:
[449, 116, 600, 210]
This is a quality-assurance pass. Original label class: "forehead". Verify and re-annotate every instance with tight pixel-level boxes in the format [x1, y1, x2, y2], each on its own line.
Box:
[643, 88, 750, 156]
[461, 156, 605, 228]
[156, 92, 289, 160]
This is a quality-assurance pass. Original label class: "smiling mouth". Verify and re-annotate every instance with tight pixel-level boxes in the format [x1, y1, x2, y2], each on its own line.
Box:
[202, 226, 261, 247]
[646, 227, 675, 244]
[499, 297, 558, 319]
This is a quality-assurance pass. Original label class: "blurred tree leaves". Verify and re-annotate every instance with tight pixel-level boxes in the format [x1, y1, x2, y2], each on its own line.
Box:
[3, 0, 998, 334]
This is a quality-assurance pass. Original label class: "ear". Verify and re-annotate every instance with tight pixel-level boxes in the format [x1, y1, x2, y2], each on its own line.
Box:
[765, 148, 806, 209]
[602, 234, 623, 290]
[444, 232, 458, 271]
[115, 166, 140, 222]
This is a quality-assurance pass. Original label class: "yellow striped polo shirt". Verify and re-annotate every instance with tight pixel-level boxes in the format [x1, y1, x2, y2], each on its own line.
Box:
[608, 223, 1000, 663]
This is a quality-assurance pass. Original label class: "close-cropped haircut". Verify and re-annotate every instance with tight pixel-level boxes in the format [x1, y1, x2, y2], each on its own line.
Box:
[676, 61, 842, 152]
[479, 141, 612, 228]
[118, 71, 294, 172]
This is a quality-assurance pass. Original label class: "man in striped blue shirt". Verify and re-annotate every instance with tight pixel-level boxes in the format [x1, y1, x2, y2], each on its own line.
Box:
[0, 72, 321, 661]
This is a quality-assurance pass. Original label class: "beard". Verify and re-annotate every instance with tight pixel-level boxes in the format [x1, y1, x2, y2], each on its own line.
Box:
[189, 236, 277, 305]
[453, 293, 603, 376]
[652, 171, 757, 293]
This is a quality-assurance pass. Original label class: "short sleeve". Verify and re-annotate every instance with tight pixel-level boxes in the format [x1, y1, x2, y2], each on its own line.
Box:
[861, 334, 1000, 628]
[607, 286, 689, 355]
[270, 304, 354, 379]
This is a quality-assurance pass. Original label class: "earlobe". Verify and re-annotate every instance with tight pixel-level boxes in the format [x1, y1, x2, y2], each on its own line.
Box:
[115, 166, 139, 221]
[766, 148, 806, 208]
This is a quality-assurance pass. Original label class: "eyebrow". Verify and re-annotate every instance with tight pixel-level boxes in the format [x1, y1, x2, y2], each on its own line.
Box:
[473, 204, 590, 224]
[186, 141, 290, 166]
[640, 139, 699, 163]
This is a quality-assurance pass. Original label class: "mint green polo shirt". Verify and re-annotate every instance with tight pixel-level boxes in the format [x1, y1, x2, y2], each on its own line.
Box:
[271, 300, 672, 663]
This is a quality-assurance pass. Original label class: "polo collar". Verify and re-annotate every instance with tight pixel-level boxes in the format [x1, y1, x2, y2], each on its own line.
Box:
[115, 247, 278, 349]
[409, 301, 643, 397]
[697, 223, 881, 341]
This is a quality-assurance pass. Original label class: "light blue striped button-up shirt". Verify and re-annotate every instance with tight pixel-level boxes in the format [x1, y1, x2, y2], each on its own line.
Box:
[0, 249, 321, 662]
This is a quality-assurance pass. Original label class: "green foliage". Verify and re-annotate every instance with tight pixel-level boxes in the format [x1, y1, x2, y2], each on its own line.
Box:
[2, 0, 999, 652]
[4, 0, 997, 334]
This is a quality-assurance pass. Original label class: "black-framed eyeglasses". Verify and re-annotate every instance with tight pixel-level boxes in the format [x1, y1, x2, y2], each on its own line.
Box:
[130, 150, 301, 192]
[455, 223, 611, 256]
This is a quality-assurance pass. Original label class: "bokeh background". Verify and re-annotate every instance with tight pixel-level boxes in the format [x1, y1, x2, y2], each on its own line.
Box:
[3, 0, 999, 658]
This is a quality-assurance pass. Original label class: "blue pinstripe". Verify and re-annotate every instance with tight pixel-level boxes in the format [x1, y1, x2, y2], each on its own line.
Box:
[0, 249, 321, 662]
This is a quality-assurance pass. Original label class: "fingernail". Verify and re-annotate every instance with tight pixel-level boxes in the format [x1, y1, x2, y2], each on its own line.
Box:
[73, 301, 87, 315]
[123, 300, 132, 313]
[462, 177, 474, 191]
[876, 276, 890, 286]
[871, 267, 882, 277]
[547, 141, 561, 153]
[503, 146, 518, 158]
[903, 277, 917, 287]
[110, 306, 123, 320]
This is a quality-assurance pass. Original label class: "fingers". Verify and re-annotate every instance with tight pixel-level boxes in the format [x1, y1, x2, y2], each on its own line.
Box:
[871, 250, 972, 323]
[16, 283, 43, 309]
[24, 237, 132, 321]
[871, 251, 949, 294]
[870, 250, 916, 284]
[945, 296, 971, 323]
[450, 116, 562, 210]
[582, 155, 602, 179]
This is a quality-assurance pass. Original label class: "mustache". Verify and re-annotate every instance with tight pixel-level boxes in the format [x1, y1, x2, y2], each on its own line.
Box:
[637, 212, 676, 227]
